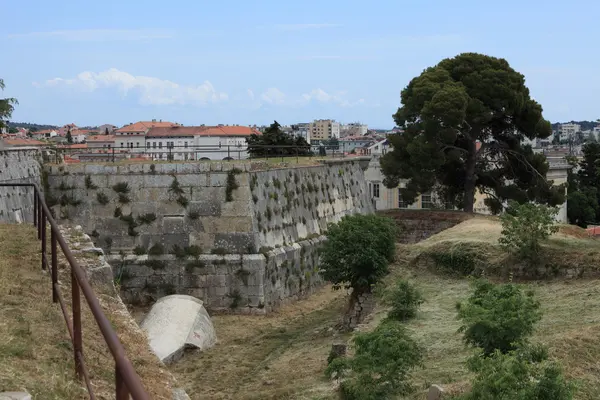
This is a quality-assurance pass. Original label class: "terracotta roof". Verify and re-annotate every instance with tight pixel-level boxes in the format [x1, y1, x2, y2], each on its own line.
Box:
[2, 138, 46, 146]
[199, 126, 260, 136]
[58, 143, 88, 149]
[87, 135, 115, 142]
[146, 126, 207, 137]
[35, 129, 56, 134]
[116, 121, 178, 133]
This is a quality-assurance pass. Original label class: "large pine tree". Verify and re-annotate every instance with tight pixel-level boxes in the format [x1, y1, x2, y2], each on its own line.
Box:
[381, 53, 565, 213]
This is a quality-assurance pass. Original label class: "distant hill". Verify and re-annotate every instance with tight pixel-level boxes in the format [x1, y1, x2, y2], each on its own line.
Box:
[7, 122, 58, 131]
[551, 120, 599, 131]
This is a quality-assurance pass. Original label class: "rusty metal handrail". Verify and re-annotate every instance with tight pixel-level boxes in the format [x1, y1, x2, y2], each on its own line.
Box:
[0, 182, 149, 400]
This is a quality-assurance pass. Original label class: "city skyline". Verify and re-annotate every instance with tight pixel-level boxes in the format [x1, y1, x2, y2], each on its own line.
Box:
[2, 0, 599, 128]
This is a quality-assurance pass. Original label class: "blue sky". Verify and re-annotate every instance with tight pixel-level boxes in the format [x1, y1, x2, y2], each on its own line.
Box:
[2, 0, 599, 129]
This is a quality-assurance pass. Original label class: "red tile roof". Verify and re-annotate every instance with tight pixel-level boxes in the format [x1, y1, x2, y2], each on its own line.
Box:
[87, 135, 115, 142]
[2, 138, 46, 146]
[200, 126, 260, 136]
[58, 143, 88, 149]
[146, 126, 207, 137]
[116, 121, 179, 133]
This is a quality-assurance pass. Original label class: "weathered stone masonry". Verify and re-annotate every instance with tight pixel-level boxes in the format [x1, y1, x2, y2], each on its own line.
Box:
[0, 148, 42, 223]
[45, 159, 373, 312]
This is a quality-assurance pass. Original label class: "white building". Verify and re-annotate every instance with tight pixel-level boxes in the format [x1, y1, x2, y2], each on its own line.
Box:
[115, 120, 179, 153]
[560, 123, 581, 142]
[340, 123, 368, 137]
[145, 125, 260, 161]
[291, 123, 311, 143]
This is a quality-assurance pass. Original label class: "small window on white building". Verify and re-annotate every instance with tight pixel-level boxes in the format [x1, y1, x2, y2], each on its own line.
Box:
[159, 142, 163, 149]
[184, 141, 188, 148]
[153, 142, 156, 149]
[373, 183, 380, 198]
[398, 189, 408, 208]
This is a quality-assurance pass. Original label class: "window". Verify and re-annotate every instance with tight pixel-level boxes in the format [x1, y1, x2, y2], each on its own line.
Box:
[372, 183, 380, 198]
[137, 143, 140, 148]
[421, 193, 433, 209]
[152, 142, 156, 149]
[398, 189, 408, 208]
[159, 142, 163, 149]
[121, 143, 124, 148]
[147, 142, 150, 149]
[184, 141, 188, 148]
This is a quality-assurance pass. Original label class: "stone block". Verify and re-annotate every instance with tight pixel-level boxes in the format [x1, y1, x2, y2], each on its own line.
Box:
[187, 200, 221, 216]
[209, 173, 227, 187]
[214, 233, 254, 253]
[220, 200, 251, 217]
[162, 216, 186, 234]
[427, 385, 444, 400]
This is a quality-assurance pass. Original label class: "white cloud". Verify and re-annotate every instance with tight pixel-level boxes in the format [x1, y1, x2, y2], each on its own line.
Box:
[261, 87, 286, 105]
[36, 68, 228, 106]
[301, 88, 365, 107]
[272, 23, 342, 31]
[8, 29, 174, 41]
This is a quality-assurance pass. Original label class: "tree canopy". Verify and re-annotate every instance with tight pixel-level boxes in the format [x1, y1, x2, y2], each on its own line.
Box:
[381, 53, 565, 213]
[566, 143, 600, 227]
[246, 121, 311, 157]
[0, 79, 18, 129]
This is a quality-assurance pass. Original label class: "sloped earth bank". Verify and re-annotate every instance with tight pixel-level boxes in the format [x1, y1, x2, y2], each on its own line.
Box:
[0, 223, 182, 399]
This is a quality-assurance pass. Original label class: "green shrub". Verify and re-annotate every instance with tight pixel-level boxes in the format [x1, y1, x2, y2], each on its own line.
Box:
[456, 349, 575, 400]
[170, 244, 187, 259]
[133, 246, 147, 255]
[113, 207, 122, 218]
[148, 243, 165, 256]
[96, 192, 109, 205]
[176, 195, 189, 208]
[385, 279, 424, 321]
[185, 259, 206, 272]
[225, 169, 241, 202]
[118, 193, 130, 204]
[136, 213, 157, 225]
[499, 201, 559, 264]
[145, 260, 166, 270]
[228, 289, 242, 309]
[457, 280, 542, 355]
[326, 321, 422, 400]
[112, 182, 130, 194]
[185, 245, 202, 258]
[85, 175, 98, 190]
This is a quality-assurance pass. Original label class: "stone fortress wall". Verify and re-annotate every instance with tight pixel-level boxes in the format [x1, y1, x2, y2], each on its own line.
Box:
[45, 159, 373, 312]
[0, 148, 42, 223]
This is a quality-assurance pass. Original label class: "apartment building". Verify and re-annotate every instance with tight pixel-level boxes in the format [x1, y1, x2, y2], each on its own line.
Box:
[560, 123, 581, 142]
[309, 119, 340, 142]
[340, 123, 368, 137]
[145, 125, 260, 161]
[114, 120, 178, 152]
[291, 123, 311, 143]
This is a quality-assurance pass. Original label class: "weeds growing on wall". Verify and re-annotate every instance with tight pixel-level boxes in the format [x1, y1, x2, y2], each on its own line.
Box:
[235, 268, 251, 286]
[136, 213, 157, 225]
[168, 176, 189, 208]
[211, 247, 228, 255]
[59, 193, 81, 207]
[85, 175, 98, 190]
[96, 192, 109, 205]
[228, 289, 242, 309]
[185, 259, 206, 272]
[149, 164, 156, 174]
[112, 182, 130, 194]
[119, 213, 139, 236]
[148, 243, 165, 256]
[144, 260, 167, 270]
[225, 168, 242, 202]
[118, 193, 130, 204]
[133, 245, 147, 255]
[188, 210, 200, 220]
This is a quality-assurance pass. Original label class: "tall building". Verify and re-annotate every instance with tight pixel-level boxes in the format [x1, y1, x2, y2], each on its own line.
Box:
[309, 119, 340, 142]
[560, 123, 581, 142]
[340, 123, 368, 137]
[291, 123, 311, 143]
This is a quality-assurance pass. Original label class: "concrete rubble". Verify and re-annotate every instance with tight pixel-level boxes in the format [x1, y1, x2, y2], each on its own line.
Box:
[141, 294, 217, 364]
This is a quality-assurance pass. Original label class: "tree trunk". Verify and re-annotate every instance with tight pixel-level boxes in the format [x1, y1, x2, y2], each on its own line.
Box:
[463, 140, 477, 213]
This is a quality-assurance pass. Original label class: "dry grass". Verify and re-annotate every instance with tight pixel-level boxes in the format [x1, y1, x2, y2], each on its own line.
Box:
[0, 223, 174, 399]
[170, 287, 349, 400]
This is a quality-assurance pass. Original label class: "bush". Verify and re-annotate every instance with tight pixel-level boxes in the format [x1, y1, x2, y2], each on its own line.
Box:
[428, 245, 478, 276]
[385, 279, 424, 321]
[148, 243, 165, 256]
[326, 321, 422, 400]
[321, 214, 397, 295]
[499, 201, 559, 264]
[456, 349, 575, 400]
[457, 280, 542, 355]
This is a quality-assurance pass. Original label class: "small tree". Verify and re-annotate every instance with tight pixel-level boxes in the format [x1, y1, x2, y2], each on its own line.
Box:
[326, 321, 423, 400]
[66, 128, 73, 144]
[456, 349, 575, 400]
[322, 213, 396, 294]
[499, 201, 558, 263]
[384, 279, 424, 321]
[457, 280, 542, 355]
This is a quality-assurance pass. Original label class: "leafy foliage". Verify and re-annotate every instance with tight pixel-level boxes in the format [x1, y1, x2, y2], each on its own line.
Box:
[112, 182, 130, 194]
[380, 52, 565, 212]
[0, 79, 18, 129]
[567, 143, 600, 227]
[499, 201, 558, 263]
[384, 279, 424, 321]
[225, 169, 241, 202]
[456, 349, 575, 400]
[457, 280, 542, 355]
[326, 321, 423, 400]
[320, 214, 397, 295]
[246, 121, 311, 157]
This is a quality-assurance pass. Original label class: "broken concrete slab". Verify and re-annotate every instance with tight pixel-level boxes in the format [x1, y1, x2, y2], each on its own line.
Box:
[141, 295, 217, 364]
[0, 393, 32, 400]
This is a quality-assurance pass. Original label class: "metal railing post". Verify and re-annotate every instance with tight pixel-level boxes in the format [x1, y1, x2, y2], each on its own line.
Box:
[33, 190, 38, 228]
[41, 207, 46, 270]
[116, 366, 130, 400]
[37, 198, 42, 240]
[72, 271, 83, 378]
[51, 227, 58, 302]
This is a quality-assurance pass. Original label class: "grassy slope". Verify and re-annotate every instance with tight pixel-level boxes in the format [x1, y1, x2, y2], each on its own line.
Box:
[170, 216, 600, 400]
[0, 224, 174, 399]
